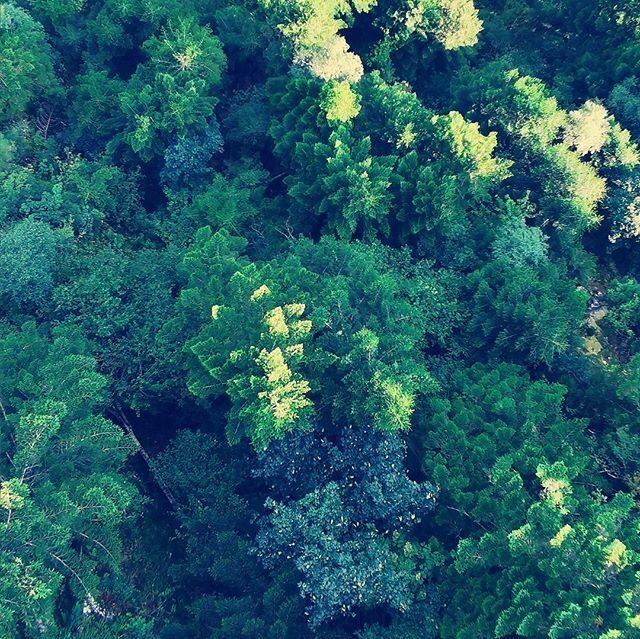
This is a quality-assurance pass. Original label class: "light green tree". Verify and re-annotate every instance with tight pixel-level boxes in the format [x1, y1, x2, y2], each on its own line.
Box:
[420, 363, 640, 639]
[173, 230, 445, 449]
[0, 322, 139, 636]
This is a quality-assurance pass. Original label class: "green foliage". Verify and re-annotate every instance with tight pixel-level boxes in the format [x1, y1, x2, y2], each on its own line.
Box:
[616, 352, 640, 409]
[155, 429, 317, 639]
[603, 277, 640, 350]
[320, 80, 361, 123]
[184, 167, 271, 235]
[431, 110, 511, 182]
[0, 217, 65, 310]
[52, 246, 181, 409]
[290, 126, 396, 238]
[178, 231, 446, 449]
[609, 78, 640, 137]
[2, 0, 640, 636]
[258, 0, 366, 80]
[161, 120, 223, 187]
[115, 17, 226, 161]
[420, 363, 640, 639]
[541, 144, 607, 232]
[466, 257, 588, 365]
[0, 322, 139, 636]
[195, 295, 314, 450]
[186, 568, 317, 639]
[256, 426, 437, 625]
[428, 0, 482, 49]
[0, 153, 146, 237]
[155, 430, 252, 589]
[65, 69, 126, 152]
[491, 207, 549, 268]
[603, 168, 640, 242]
[173, 228, 312, 449]
[358, 601, 437, 638]
[377, 0, 482, 51]
[0, 3, 61, 123]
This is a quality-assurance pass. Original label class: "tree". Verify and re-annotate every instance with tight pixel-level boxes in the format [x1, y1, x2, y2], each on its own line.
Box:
[154, 429, 318, 639]
[299, 35, 364, 82]
[255, 426, 438, 626]
[431, 110, 510, 182]
[191, 295, 315, 450]
[0, 153, 147, 238]
[418, 363, 640, 639]
[452, 63, 609, 247]
[602, 167, 640, 243]
[609, 78, 640, 137]
[0, 3, 61, 124]
[287, 125, 396, 239]
[358, 601, 438, 639]
[539, 144, 607, 234]
[115, 17, 226, 161]
[177, 166, 270, 239]
[154, 430, 253, 591]
[603, 277, 640, 353]
[161, 119, 223, 187]
[429, 0, 483, 49]
[65, 69, 127, 154]
[177, 231, 445, 449]
[320, 80, 361, 123]
[257, 0, 368, 81]
[3, 1, 640, 636]
[563, 100, 611, 157]
[267, 75, 330, 167]
[491, 202, 549, 268]
[0, 217, 64, 311]
[358, 74, 510, 243]
[0, 322, 139, 636]
[466, 256, 588, 366]
[52, 246, 181, 410]
[375, 0, 483, 51]
[357, 72, 433, 150]
[268, 77, 398, 238]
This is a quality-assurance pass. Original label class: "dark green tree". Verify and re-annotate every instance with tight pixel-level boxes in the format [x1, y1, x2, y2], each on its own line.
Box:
[0, 3, 61, 124]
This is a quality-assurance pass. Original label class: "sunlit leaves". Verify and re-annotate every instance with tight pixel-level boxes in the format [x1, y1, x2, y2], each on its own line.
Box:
[320, 80, 361, 122]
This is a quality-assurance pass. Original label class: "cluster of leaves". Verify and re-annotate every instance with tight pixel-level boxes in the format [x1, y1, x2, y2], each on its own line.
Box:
[0, 322, 139, 636]
[178, 230, 454, 449]
[419, 363, 640, 638]
[255, 426, 437, 625]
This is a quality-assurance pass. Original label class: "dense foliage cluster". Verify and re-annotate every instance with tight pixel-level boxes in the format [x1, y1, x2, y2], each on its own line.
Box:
[2, 0, 640, 637]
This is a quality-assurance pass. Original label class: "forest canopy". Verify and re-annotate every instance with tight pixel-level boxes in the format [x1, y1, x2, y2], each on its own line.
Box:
[2, 0, 640, 637]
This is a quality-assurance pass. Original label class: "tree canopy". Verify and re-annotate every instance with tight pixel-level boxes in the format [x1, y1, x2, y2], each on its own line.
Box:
[2, 0, 640, 637]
